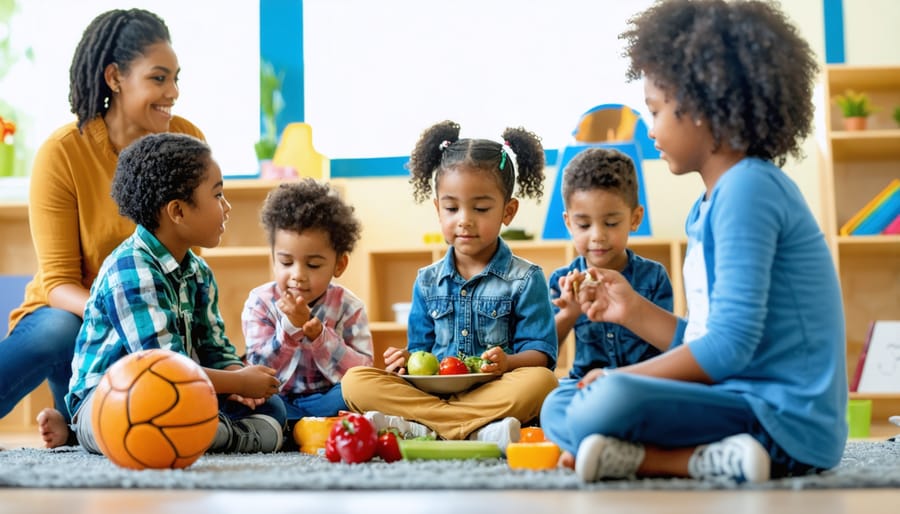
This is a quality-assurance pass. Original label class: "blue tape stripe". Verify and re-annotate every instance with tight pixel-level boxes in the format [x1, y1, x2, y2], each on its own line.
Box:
[260, 0, 305, 135]
[823, 0, 845, 64]
[330, 150, 562, 179]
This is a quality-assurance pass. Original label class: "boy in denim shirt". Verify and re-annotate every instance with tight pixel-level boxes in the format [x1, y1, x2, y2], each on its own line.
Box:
[341, 120, 558, 453]
[549, 148, 673, 380]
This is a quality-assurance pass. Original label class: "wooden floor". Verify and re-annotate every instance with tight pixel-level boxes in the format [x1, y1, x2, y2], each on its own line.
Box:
[2, 430, 899, 514]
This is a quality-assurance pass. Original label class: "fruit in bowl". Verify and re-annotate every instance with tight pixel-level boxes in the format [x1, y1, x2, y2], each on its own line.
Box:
[439, 356, 469, 375]
[407, 351, 439, 376]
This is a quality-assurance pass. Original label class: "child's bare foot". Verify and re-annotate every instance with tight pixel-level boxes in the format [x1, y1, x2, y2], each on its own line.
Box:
[37, 408, 71, 448]
[559, 450, 575, 470]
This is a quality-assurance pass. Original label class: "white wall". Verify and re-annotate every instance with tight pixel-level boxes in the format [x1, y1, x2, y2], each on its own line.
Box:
[1, 0, 259, 183]
[304, 0, 656, 157]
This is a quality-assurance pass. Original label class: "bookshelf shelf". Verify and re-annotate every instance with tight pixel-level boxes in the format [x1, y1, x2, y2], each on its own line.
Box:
[830, 130, 900, 161]
[822, 65, 900, 422]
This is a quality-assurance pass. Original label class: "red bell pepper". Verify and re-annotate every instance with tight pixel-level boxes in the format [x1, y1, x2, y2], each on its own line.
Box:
[326, 413, 377, 464]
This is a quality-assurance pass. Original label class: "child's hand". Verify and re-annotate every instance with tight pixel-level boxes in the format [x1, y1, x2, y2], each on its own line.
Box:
[277, 289, 312, 328]
[383, 346, 409, 374]
[577, 268, 636, 325]
[480, 346, 508, 374]
[303, 316, 323, 340]
[236, 364, 280, 399]
[552, 271, 585, 320]
[576, 368, 609, 389]
[227, 394, 266, 409]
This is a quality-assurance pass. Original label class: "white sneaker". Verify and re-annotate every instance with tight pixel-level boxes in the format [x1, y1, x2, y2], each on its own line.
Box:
[688, 434, 771, 483]
[364, 411, 434, 439]
[469, 417, 520, 454]
[575, 434, 645, 482]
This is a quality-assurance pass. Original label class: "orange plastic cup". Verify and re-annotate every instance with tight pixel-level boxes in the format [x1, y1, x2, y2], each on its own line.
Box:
[506, 441, 561, 470]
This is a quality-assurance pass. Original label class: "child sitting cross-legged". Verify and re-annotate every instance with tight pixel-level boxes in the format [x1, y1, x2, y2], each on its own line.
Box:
[42, 133, 287, 454]
[243, 179, 374, 435]
[340, 120, 560, 453]
[547, 147, 673, 381]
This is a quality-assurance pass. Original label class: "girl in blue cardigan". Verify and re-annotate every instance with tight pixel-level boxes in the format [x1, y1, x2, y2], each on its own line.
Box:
[540, 0, 846, 484]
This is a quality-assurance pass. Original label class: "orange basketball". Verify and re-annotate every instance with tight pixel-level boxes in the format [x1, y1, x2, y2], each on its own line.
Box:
[90, 348, 219, 470]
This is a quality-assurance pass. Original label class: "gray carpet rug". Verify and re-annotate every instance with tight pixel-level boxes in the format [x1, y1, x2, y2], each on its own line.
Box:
[0, 440, 898, 490]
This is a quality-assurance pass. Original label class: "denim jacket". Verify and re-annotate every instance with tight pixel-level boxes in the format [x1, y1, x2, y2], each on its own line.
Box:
[407, 238, 557, 369]
[548, 249, 672, 378]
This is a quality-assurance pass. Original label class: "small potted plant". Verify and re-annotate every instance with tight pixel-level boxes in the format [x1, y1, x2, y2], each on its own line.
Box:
[832, 89, 874, 131]
[893, 105, 900, 128]
[254, 61, 284, 163]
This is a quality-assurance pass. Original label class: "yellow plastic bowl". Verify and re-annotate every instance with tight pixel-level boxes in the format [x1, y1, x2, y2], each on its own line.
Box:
[506, 441, 561, 470]
[293, 416, 342, 455]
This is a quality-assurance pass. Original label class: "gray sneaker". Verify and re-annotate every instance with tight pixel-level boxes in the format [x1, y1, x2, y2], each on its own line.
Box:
[688, 434, 770, 483]
[231, 414, 284, 453]
[208, 413, 233, 452]
[575, 434, 645, 482]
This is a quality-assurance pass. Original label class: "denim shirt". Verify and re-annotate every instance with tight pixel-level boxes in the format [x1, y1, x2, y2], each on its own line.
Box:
[407, 238, 557, 369]
[548, 249, 672, 378]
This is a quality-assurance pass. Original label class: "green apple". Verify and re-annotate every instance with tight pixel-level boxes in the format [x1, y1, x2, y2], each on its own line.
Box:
[407, 351, 439, 376]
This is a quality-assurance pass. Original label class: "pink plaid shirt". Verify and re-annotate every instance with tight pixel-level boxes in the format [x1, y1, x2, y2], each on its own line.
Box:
[243, 281, 373, 395]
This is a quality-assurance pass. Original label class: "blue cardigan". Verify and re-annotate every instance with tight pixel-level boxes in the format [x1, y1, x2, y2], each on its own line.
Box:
[674, 157, 847, 469]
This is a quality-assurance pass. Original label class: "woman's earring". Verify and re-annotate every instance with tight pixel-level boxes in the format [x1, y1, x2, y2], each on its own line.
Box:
[103, 96, 110, 109]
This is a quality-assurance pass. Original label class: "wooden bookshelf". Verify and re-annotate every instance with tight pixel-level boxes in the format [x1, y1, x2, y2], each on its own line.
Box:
[821, 65, 900, 417]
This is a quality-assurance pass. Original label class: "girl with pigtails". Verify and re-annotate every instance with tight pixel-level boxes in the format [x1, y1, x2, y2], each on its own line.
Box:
[341, 120, 558, 453]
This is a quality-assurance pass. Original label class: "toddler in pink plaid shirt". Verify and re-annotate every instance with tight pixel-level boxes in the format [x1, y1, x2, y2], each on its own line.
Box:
[243, 179, 373, 434]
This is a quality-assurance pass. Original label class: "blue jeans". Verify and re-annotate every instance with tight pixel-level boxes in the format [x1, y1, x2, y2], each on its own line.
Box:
[0, 307, 82, 422]
[540, 374, 819, 478]
[282, 383, 347, 423]
[220, 394, 288, 428]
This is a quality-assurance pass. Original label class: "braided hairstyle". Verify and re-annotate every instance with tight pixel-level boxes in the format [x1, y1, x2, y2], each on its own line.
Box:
[260, 179, 362, 256]
[620, 0, 818, 167]
[69, 9, 171, 131]
[112, 133, 211, 232]
[408, 120, 545, 204]
[562, 148, 639, 209]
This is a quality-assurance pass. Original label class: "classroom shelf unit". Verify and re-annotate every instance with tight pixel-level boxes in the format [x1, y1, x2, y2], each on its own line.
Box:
[821, 64, 900, 421]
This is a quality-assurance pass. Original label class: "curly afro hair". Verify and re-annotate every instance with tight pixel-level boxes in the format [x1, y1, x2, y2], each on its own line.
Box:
[562, 148, 639, 209]
[69, 9, 170, 132]
[260, 179, 362, 256]
[112, 133, 211, 232]
[620, 0, 818, 167]
[407, 120, 545, 204]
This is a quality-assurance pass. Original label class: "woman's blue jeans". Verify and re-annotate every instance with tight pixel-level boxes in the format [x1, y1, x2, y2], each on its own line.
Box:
[0, 307, 81, 422]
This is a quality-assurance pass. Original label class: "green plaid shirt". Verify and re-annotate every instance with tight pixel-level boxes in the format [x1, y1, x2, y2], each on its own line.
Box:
[66, 225, 241, 416]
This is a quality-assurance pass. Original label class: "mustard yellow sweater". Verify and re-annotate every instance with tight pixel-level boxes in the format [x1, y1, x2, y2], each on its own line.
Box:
[9, 116, 204, 329]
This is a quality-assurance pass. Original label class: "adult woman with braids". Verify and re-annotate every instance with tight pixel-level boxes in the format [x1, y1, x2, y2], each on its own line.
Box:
[0, 8, 204, 447]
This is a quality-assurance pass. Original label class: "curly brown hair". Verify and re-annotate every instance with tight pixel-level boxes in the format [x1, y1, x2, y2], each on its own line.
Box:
[407, 120, 545, 204]
[620, 0, 818, 167]
[562, 148, 639, 209]
[111, 133, 210, 232]
[260, 179, 361, 256]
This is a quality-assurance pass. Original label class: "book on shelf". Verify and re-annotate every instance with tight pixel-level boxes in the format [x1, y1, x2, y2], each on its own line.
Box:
[851, 320, 900, 393]
[883, 213, 900, 235]
[839, 179, 900, 236]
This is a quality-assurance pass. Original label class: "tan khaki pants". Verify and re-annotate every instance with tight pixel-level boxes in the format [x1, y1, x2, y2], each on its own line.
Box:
[341, 366, 559, 440]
